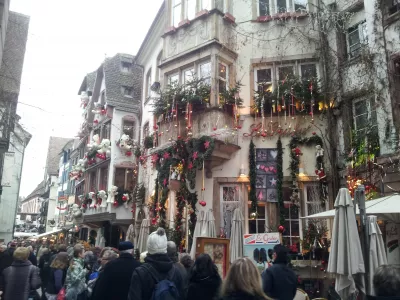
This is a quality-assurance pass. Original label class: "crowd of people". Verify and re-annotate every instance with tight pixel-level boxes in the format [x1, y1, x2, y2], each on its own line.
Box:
[0, 227, 398, 300]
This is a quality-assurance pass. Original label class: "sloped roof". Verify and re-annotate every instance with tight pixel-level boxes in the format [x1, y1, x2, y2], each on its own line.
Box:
[45, 137, 73, 176]
[78, 71, 97, 95]
[103, 53, 141, 113]
[24, 180, 46, 201]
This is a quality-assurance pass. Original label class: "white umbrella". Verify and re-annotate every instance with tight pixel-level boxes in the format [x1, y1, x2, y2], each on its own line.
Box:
[201, 209, 216, 238]
[367, 215, 387, 296]
[190, 210, 205, 259]
[137, 219, 150, 254]
[230, 207, 244, 263]
[327, 188, 366, 300]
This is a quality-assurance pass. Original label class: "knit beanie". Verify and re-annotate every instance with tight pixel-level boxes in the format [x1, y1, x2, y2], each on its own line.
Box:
[147, 227, 167, 255]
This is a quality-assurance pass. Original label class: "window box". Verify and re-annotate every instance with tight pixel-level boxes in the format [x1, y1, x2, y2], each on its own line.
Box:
[257, 15, 272, 22]
[223, 13, 236, 24]
[196, 9, 209, 18]
[165, 26, 176, 35]
[178, 19, 191, 27]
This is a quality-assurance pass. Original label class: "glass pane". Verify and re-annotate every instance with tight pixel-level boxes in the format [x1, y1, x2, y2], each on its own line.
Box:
[249, 220, 257, 234]
[222, 203, 236, 238]
[222, 186, 240, 202]
[219, 63, 227, 79]
[168, 74, 179, 85]
[257, 69, 272, 83]
[123, 121, 135, 137]
[294, 0, 307, 11]
[291, 221, 300, 236]
[370, 109, 378, 126]
[201, 0, 211, 10]
[283, 221, 290, 235]
[114, 168, 126, 190]
[200, 62, 211, 79]
[290, 205, 299, 219]
[259, 0, 270, 15]
[219, 79, 227, 93]
[301, 64, 317, 80]
[355, 114, 368, 131]
[276, 0, 287, 13]
[278, 66, 294, 80]
[173, 4, 181, 27]
[258, 220, 266, 233]
[354, 100, 367, 116]
[348, 29, 360, 47]
[187, 0, 196, 19]
[184, 69, 194, 84]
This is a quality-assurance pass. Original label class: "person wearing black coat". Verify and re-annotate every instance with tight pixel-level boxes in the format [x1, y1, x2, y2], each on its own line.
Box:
[261, 245, 297, 300]
[0, 245, 13, 274]
[92, 241, 140, 300]
[187, 253, 222, 300]
[367, 265, 400, 300]
[128, 228, 184, 300]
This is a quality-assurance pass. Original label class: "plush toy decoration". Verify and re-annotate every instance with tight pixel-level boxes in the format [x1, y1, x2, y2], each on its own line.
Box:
[98, 190, 108, 208]
[315, 168, 327, 181]
[123, 193, 130, 208]
[98, 139, 111, 158]
[71, 204, 83, 222]
[316, 145, 324, 158]
[107, 186, 118, 204]
[89, 192, 97, 209]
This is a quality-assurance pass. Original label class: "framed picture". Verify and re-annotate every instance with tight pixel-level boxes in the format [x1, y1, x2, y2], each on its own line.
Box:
[195, 237, 230, 278]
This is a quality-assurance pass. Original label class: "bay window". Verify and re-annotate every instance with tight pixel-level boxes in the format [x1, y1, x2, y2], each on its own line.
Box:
[114, 168, 135, 191]
[123, 119, 136, 140]
[218, 63, 228, 105]
[199, 61, 211, 84]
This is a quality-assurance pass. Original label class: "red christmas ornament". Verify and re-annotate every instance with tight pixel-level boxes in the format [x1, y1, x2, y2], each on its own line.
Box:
[94, 119, 99, 124]
[122, 195, 128, 201]
[82, 204, 87, 208]
[151, 217, 158, 225]
[292, 147, 302, 156]
[199, 201, 206, 207]
[213, 127, 217, 131]
[278, 225, 285, 233]
[101, 109, 106, 115]
[312, 132, 316, 135]
[126, 151, 132, 157]
[320, 268, 325, 271]
[261, 132, 267, 137]
[113, 201, 118, 207]
[177, 135, 181, 139]
[237, 125, 242, 129]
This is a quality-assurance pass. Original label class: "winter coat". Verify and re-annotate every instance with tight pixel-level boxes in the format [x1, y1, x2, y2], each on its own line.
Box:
[46, 267, 67, 295]
[0, 251, 13, 274]
[261, 262, 297, 300]
[220, 291, 268, 300]
[367, 295, 400, 300]
[0, 260, 41, 300]
[28, 251, 38, 266]
[65, 257, 87, 295]
[91, 252, 141, 300]
[128, 253, 184, 300]
[187, 265, 222, 300]
[38, 252, 52, 285]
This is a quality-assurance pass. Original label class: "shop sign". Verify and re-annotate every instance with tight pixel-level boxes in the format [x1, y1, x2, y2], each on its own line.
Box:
[58, 196, 68, 202]
[244, 232, 280, 245]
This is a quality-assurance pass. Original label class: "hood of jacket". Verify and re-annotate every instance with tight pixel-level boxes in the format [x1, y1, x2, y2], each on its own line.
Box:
[145, 253, 173, 273]
[11, 260, 32, 267]
[190, 268, 221, 288]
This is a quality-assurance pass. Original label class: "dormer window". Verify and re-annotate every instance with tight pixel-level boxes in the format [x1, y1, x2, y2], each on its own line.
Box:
[122, 86, 133, 97]
[121, 62, 132, 73]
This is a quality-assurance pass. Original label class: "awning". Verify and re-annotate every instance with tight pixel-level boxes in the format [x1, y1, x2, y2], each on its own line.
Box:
[304, 193, 400, 222]
[28, 228, 65, 239]
[14, 232, 37, 238]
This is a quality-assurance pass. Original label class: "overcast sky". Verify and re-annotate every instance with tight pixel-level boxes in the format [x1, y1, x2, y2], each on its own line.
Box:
[10, 0, 163, 197]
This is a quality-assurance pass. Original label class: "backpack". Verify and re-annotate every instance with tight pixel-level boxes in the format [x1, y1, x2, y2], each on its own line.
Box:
[142, 264, 180, 300]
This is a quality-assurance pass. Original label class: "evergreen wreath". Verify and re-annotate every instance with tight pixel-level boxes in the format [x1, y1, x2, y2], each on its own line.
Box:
[249, 140, 257, 213]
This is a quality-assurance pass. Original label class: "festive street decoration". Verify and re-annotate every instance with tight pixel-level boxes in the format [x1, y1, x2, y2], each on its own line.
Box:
[97, 190, 108, 208]
[249, 140, 257, 213]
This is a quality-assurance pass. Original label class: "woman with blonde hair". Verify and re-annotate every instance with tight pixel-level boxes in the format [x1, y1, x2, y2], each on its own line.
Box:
[221, 257, 271, 300]
[45, 252, 69, 300]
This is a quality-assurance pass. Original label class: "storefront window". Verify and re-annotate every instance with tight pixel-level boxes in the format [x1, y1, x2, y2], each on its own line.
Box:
[220, 185, 240, 238]
[248, 203, 266, 234]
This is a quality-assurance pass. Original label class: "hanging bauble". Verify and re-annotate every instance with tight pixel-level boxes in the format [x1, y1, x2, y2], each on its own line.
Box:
[278, 225, 285, 233]
[199, 201, 206, 207]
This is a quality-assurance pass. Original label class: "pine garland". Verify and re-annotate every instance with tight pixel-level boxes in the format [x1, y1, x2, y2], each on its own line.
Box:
[276, 137, 284, 225]
[249, 140, 257, 213]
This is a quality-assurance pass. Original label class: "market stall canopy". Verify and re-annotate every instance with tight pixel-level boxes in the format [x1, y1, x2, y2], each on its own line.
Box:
[14, 232, 37, 238]
[303, 193, 400, 222]
[28, 228, 64, 240]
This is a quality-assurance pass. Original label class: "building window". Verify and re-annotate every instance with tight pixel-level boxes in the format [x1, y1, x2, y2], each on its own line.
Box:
[248, 204, 266, 233]
[276, 0, 287, 13]
[143, 122, 150, 138]
[101, 121, 111, 140]
[199, 61, 211, 85]
[89, 171, 97, 192]
[201, 0, 211, 10]
[300, 64, 317, 82]
[385, 0, 400, 15]
[218, 63, 228, 104]
[348, 21, 368, 58]
[278, 65, 294, 81]
[187, 0, 196, 19]
[122, 86, 134, 97]
[99, 167, 108, 191]
[168, 73, 179, 85]
[259, 0, 270, 16]
[146, 69, 152, 99]
[172, 0, 182, 27]
[294, 0, 307, 12]
[114, 168, 135, 191]
[281, 187, 300, 250]
[156, 51, 163, 81]
[255, 148, 278, 203]
[183, 68, 194, 86]
[121, 61, 132, 72]
[220, 185, 240, 238]
[255, 68, 272, 93]
[353, 97, 378, 135]
[123, 119, 136, 140]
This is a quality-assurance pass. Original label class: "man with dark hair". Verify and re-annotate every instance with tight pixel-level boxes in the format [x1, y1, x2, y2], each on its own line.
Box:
[262, 244, 297, 300]
[92, 241, 140, 300]
[367, 265, 400, 299]
[167, 241, 188, 298]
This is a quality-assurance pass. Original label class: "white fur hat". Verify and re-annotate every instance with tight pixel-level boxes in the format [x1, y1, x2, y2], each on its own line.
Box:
[147, 227, 168, 255]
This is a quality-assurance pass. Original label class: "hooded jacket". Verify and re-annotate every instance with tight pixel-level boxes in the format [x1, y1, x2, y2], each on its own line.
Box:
[187, 265, 222, 300]
[65, 257, 87, 295]
[128, 253, 184, 300]
[0, 260, 41, 300]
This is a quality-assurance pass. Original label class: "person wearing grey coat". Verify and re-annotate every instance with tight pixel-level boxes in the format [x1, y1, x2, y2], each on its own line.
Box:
[0, 247, 41, 300]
